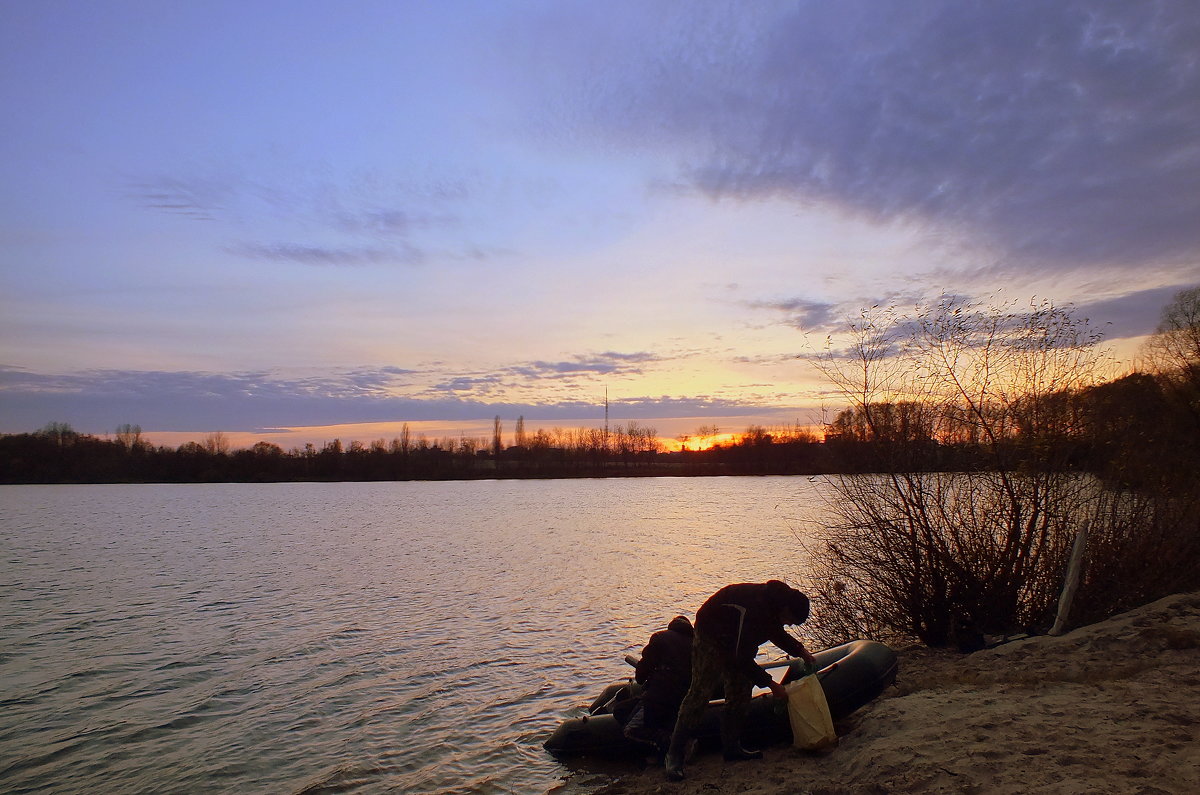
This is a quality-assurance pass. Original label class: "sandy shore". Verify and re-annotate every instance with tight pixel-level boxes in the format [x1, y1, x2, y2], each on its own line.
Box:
[579, 591, 1200, 794]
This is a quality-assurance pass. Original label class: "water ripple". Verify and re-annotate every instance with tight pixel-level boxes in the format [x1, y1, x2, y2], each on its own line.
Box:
[0, 478, 827, 793]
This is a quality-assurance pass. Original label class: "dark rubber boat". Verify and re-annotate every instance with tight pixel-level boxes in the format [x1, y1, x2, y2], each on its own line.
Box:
[543, 639, 897, 757]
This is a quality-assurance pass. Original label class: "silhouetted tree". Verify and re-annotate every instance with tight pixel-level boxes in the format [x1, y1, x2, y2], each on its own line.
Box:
[203, 432, 231, 456]
[514, 415, 527, 449]
[115, 423, 144, 450]
[809, 297, 1106, 646]
[1143, 285, 1200, 428]
[39, 422, 78, 448]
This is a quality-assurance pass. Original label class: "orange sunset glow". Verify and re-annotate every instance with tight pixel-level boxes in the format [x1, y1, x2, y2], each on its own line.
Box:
[0, 2, 1190, 462]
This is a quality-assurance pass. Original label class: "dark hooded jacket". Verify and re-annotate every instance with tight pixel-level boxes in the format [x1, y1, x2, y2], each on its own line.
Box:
[694, 580, 810, 688]
[634, 615, 694, 706]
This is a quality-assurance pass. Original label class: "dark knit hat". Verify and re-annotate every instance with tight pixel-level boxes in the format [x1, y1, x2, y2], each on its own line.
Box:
[667, 615, 694, 635]
[766, 579, 810, 624]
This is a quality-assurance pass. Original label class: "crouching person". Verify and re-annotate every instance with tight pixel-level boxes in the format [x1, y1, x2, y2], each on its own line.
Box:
[624, 615, 694, 753]
[664, 580, 817, 782]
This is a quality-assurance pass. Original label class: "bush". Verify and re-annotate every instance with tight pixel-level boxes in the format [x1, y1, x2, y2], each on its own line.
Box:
[806, 297, 1104, 647]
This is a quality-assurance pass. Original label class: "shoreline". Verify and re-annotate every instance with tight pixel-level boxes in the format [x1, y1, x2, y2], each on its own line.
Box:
[564, 592, 1200, 794]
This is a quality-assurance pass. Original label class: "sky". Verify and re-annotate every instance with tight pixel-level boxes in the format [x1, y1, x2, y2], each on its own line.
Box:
[1, 0, 1198, 450]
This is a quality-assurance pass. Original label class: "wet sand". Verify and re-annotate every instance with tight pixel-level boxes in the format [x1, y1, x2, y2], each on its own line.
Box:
[587, 591, 1200, 794]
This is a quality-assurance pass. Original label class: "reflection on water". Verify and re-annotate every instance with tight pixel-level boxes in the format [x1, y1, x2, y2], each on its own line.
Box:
[0, 478, 831, 794]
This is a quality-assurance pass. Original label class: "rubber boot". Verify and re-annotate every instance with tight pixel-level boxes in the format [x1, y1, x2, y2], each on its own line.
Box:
[720, 707, 762, 762]
[722, 745, 763, 762]
[663, 731, 689, 781]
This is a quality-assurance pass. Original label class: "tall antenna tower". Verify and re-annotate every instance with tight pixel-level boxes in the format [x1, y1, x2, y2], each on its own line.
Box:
[604, 386, 610, 439]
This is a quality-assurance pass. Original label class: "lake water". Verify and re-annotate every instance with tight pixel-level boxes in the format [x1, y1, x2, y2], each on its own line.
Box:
[0, 477, 833, 794]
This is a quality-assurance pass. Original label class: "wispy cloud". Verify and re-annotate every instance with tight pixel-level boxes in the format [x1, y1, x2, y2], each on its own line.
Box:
[0, 365, 421, 400]
[425, 352, 665, 397]
[744, 298, 840, 332]
[1073, 284, 1195, 340]
[0, 361, 790, 436]
[125, 165, 470, 266]
[431, 374, 507, 394]
[333, 208, 457, 238]
[783, 284, 1195, 364]
[230, 241, 424, 267]
[509, 351, 661, 378]
[0, 366, 433, 431]
[124, 176, 227, 221]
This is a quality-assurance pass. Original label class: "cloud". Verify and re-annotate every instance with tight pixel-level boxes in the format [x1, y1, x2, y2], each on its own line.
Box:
[783, 284, 1195, 365]
[0, 362, 787, 437]
[1073, 283, 1197, 340]
[425, 352, 665, 397]
[124, 165, 493, 266]
[509, 351, 662, 378]
[431, 374, 507, 394]
[124, 176, 227, 220]
[333, 207, 458, 238]
[745, 279, 1200, 347]
[0, 366, 427, 431]
[230, 241, 424, 267]
[522, 1, 1200, 272]
[744, 298, 840, 331]
[336, 209, 414, 236]
[614, 394, 776, 416]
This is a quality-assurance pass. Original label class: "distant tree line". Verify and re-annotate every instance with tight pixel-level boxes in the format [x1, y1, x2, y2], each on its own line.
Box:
[0, 359, 1195, 486]
[0, 416, 836, 483]
[819, 369, 1198, 487]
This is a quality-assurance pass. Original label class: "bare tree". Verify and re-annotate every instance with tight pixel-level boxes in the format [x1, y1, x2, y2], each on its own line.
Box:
[390, 423, 412, 457]
[1142, 286, 1200, 425]
[115, 423, 143, 450]
[39, 422, 77, 448]
[459, 435, 479, 456]
[807, 297, 1107, 646]
[514, 415, 527, 449]
[203, 431, 231, 455]
[251, 441, 283, 457]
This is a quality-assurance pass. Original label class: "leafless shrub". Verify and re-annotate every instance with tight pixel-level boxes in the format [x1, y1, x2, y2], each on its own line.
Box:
[1071, 488, 1200, 625]
[806, 297, 1108, 647]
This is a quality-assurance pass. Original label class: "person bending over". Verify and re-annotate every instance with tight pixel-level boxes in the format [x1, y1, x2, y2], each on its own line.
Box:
[664, 580, 817, 782]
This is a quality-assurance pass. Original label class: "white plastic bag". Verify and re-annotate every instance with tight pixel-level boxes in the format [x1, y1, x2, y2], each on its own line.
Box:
[785, 676, 836, 750]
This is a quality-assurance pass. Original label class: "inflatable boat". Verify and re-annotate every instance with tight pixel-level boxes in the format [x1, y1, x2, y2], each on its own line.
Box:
[543, 639, 897, 757]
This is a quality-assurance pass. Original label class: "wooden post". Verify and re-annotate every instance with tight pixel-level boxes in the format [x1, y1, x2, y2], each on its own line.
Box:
[1050, 521, 1089, 636]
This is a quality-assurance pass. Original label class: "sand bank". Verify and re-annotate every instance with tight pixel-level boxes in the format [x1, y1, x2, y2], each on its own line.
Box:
[581, 591, 1200, 794]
